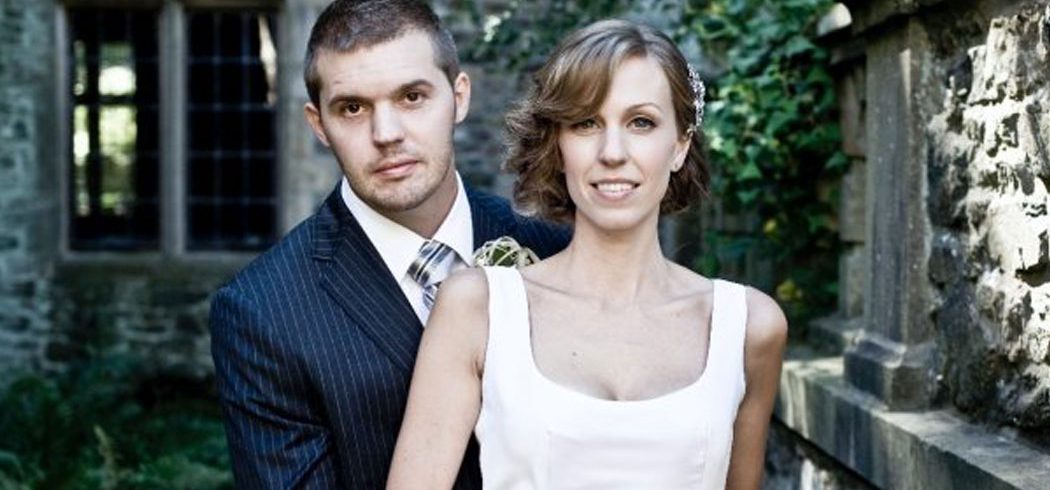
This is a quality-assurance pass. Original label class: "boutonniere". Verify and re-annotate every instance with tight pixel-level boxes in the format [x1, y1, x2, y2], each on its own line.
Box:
[472, 236, 539, 268]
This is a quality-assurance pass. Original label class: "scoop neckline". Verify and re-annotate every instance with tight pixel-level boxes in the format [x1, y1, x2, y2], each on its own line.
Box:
[511, 268, 718, 407]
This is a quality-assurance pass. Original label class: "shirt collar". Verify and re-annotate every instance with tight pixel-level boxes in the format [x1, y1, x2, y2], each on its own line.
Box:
[341, 173, 474, 279]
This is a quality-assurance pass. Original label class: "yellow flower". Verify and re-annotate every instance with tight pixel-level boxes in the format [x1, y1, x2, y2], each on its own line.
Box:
[776, 278, 804, 302]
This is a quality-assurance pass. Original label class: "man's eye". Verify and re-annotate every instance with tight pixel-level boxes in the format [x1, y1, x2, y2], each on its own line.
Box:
[344, 103, 362, 115]
[405, 92, 423, 103]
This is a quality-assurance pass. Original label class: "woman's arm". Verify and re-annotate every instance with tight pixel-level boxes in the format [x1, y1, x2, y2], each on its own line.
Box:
[725, 287, 789, 490]
[387, 268, 491, 489]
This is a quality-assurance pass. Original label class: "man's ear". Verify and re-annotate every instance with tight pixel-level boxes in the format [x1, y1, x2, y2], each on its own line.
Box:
[452, 72, 471, 124]
[304, 102, 331, 147]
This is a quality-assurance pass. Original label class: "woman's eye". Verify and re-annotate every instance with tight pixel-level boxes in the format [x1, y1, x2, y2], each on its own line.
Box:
[405, 91, 423, 103]
[629, 117, 655, 129]
[571, 118, 598, 131]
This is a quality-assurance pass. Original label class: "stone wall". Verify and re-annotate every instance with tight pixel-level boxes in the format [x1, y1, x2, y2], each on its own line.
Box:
[763, 421, 875, 490]
[0, 0, 60, 377]
[44, 261, 241, 379]
[0, 0, 533, 382]
[768, 1, 1050, 489]
[926, 2, 1050, 429]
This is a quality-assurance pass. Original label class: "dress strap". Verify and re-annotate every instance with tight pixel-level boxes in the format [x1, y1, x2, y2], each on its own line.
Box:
[708, 279, 749, 401]
[480, 266, 533, 382]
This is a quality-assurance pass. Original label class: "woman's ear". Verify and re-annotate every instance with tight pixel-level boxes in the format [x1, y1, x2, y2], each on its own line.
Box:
[671, 129, 693, 173]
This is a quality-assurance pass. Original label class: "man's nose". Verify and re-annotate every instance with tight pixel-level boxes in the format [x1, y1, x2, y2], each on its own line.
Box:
[372, 105, 405, 147]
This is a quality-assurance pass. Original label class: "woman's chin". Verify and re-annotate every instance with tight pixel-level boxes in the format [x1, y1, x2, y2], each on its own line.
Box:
[574, 209, 655, 235]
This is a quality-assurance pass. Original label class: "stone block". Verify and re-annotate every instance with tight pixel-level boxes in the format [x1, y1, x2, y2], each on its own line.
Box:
[0, 314, 30, 334]
[0, 233, 18, 252]
[763, 421, 875, 490]
[777, 355, 1050, 490]
[175, 312, 206, 335]
[810, 314, 863, 353]
[844, 332, 939, 410]
[129, 322, 169, 336]
[45, 340, 85, 364]
[985, 199, 1049, 275]
[838, 245, 866, 317]
[836, 66, 866, 158]
[863, 18, 936, 347]
[839, 160, 866, 243]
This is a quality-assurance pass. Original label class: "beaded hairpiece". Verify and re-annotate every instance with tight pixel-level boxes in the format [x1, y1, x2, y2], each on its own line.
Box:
[687, 64, 706, 129]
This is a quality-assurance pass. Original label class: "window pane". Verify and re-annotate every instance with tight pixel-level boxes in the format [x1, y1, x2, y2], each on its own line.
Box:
[99, 105, 137, 215]
[73, 105, 90, 216]
[99, 43, 135, 97]
[68, 8, 160, 251]
[186, 10, 278, 251]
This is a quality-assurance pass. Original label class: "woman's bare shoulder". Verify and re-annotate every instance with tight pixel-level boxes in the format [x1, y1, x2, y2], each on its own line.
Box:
[426, 268, 493, 372]
[435, 267, 490, 310]
[743, 286, 788, 358]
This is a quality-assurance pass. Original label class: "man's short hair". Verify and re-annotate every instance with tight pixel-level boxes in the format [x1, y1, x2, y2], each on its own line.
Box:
[303, 0, 460, 107]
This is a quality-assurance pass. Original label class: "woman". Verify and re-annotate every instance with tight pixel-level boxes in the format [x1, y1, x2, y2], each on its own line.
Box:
[388, 19, 787, 489]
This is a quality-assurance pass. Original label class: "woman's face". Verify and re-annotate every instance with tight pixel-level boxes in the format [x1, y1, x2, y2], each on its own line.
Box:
[557, 55, 690, 234]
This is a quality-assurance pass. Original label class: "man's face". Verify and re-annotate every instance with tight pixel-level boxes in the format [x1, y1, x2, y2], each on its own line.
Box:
[305, 30, 470, 220]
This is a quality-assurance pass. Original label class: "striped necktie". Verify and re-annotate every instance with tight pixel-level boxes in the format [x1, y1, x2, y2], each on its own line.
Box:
[407, 240, 458, 315]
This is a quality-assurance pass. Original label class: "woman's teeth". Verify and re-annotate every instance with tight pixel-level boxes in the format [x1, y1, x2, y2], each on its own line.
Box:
[595, 182, 634, 194]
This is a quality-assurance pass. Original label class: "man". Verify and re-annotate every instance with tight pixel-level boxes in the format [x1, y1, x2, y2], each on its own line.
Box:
[209, 1, 569, 488]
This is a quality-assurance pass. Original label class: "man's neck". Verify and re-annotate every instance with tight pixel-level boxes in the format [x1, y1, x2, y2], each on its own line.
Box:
[379, 177, 459, 238]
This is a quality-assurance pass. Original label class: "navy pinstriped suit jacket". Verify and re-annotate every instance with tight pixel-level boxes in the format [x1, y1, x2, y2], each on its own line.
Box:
[211, 185, 570, 489]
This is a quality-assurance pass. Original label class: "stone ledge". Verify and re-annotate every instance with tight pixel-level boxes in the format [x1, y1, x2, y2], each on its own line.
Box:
[775, 354, 1050, 490]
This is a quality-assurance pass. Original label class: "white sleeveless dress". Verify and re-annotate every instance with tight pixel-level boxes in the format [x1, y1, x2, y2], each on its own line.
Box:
[474, 266, 748, 490]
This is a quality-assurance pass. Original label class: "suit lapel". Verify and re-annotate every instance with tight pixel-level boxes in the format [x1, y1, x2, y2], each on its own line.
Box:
[314, 188, 422, 373]
[312, 185, 520, 374]
[467, 185, 518, 248]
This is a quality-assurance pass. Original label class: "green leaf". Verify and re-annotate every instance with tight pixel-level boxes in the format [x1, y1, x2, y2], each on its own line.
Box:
[825, 152, 848, 171]
[783, 36, 815, 57]
[739, 162, 763, 180]
[736, 188, 761, 205]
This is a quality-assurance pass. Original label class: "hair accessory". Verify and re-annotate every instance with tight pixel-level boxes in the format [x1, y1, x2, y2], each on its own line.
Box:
[687, 64, 706, 129]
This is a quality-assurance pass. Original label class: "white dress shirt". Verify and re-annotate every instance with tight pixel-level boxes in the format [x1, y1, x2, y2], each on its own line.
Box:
[341, 173, 474, 324]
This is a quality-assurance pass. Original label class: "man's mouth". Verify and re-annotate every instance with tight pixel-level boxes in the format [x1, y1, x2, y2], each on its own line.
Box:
[375, 158, 421, 178]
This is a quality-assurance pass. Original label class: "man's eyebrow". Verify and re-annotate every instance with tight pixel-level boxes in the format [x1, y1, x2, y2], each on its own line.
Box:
[326, 93, 366, 109]
[325, 79, 437, 108]
[395, 79, 436, 94]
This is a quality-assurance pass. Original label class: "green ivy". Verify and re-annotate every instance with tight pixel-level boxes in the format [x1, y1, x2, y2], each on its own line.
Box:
[0, 355, 231, 490]
[684, 0, 844, 324]
[469, 0, 845, 326]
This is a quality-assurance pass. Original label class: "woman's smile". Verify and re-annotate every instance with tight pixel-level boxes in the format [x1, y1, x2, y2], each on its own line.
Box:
[591, 179, 640, 201]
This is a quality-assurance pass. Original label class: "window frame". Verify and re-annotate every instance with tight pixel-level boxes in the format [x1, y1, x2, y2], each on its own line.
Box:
[56, 0, 287, 265]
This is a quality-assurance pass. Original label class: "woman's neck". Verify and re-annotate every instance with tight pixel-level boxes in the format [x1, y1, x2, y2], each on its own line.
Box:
[551, 216, 672, 306]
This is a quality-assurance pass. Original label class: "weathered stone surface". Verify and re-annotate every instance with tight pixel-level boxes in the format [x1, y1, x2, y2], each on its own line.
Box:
[0, 0, 59, 381]
[763, 421, 875, 490]
[838, 245, 866, 318]
[839, 160, 866, 244]
[862, 17, 937, 347]
[926, 2, 1050, 428]
[777, 354, 1050, 490]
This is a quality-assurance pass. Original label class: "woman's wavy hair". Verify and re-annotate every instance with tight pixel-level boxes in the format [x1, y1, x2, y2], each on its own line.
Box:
[504, 19, 710, 224]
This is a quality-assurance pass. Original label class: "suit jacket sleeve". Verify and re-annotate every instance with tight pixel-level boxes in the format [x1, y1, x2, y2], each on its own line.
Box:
[211, 285, 341, 489]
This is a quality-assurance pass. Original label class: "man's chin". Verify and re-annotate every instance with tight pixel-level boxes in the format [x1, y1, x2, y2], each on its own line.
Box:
[362, 191, 431, 215]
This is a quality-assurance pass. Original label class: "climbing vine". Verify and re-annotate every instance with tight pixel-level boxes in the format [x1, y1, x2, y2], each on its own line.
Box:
[467, 0, 845, 324]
